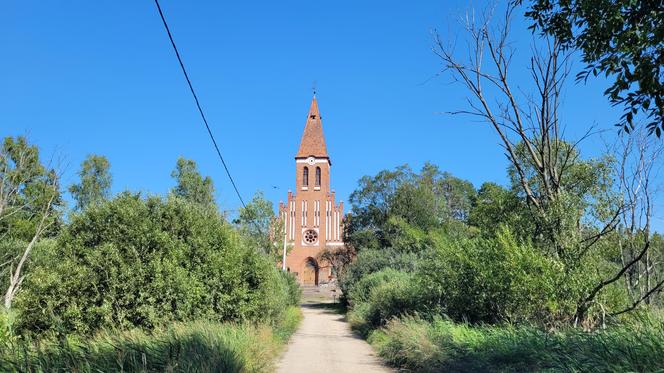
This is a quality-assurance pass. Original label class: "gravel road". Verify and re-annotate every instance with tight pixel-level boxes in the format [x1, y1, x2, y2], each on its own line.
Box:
[276, 300, 392, 373]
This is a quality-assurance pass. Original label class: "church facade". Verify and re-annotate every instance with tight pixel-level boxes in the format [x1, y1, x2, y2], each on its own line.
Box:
[279, 96, 344, 285]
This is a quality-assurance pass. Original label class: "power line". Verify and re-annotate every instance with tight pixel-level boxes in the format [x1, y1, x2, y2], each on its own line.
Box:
[153, 0, 247, 208]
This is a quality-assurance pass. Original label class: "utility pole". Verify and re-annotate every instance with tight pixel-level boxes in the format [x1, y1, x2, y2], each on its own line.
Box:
[282, 216, 288, 271]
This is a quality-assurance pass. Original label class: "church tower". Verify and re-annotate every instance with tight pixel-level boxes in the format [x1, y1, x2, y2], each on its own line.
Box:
[279, 96, 344, 285]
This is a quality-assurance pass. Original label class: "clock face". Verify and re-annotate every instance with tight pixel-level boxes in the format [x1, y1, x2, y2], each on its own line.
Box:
[307, 157, 315, 165]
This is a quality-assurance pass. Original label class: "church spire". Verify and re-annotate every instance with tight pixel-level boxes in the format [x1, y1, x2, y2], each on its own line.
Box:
[296, 96, 329, 159]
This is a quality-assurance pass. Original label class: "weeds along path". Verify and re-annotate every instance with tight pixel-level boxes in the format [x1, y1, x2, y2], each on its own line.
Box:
[277, 288, 392, 373]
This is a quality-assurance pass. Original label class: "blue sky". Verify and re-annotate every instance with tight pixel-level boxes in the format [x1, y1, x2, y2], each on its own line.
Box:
[2, 1, 662, 230]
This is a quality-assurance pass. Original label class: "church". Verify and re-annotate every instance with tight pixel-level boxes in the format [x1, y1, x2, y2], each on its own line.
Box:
[279, 96, 344, 285]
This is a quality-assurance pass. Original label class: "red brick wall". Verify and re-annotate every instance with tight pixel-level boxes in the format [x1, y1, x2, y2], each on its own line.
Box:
[279, 157, 344, 285]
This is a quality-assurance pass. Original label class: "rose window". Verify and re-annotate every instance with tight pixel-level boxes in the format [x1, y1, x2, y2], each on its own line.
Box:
[303, 229, 318, 244]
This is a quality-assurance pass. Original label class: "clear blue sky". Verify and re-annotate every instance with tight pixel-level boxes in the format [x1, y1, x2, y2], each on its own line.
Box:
[2, 1, 662, 230]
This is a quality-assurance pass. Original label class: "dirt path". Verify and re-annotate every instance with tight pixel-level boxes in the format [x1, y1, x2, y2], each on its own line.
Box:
[276, 299, 392, 373]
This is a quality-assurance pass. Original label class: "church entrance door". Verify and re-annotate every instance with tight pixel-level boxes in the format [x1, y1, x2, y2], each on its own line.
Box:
[302, 258, 318, 286]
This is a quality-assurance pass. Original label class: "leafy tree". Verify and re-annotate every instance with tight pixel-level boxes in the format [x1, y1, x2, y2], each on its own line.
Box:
[317, 245, 356, 278]
[234, 191, 285, 259]
[520, 0, 664, 135]
[68, 154, 112, 211]
[506, 141, 615, 258]
[0, 136, 61, 240]
[468, 182, 527, 236]
[0, 136, 61, 309]
[170, 157, 215, 207]
[346, 165, 415, 251]
[435, 5, 663, 323]
[346, 163, 475, 251]
[389, 181, 442, 230]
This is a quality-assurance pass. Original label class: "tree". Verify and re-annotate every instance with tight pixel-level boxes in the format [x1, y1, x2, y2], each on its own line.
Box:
[435, 4, 663, 324]
[170, 157, 215, 207]
[578, 127, 664, 319]
[345, 165, 415, 251]
[434, 4, 613, 255]
[69, 154, 112, 211]
[0, 136, 60, 309]
[346, 163, 475, 252]
[234, 191, 285, 259]
[468, 182, 526, 236]
[318, 244, 356, 279]
[0, 137, 61, 240]
[520, 0, 664, 135]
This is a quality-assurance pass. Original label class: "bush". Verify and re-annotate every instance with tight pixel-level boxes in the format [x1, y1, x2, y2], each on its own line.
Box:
[416, 227, 570, 324]
[345, 227, 573, 329]
[347, 269, 424, 336]
[347, 268, 404, 307]
[347, 302, 374, 337]
[14, 193, 295, 336]
[339, 248, 420, 303]
[279, 271, 302, 308]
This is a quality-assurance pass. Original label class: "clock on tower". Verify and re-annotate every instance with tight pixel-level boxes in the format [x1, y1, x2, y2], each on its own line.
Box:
[278, 96, 345, 286]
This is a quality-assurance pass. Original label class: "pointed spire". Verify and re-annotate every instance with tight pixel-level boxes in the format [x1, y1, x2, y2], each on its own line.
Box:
[296, 96, 329, 159]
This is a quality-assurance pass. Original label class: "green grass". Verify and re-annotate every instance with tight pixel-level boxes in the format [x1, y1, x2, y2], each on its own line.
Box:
[273, 305, 304, 343]
[366, 314, 664, 373]
[0, 306, 302, 373]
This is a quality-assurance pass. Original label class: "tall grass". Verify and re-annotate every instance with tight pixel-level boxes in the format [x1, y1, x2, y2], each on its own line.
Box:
[367, 313, 664, 373]
[0, 307, 302, 373]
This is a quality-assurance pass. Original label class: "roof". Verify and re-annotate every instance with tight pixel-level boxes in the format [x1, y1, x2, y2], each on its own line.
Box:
[295, 96, 329, 159]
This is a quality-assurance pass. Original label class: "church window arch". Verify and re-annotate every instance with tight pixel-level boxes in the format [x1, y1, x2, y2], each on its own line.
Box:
[315, 167, 321, 187]
[303, 167, 309, 186]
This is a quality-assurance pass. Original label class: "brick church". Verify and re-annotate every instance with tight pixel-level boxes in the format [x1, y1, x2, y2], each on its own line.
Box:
[279, 96, 344, 285]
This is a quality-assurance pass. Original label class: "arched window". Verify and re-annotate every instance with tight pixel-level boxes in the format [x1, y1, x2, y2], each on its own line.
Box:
[315, 167, 321, 187]
[303, 167, 309, 186]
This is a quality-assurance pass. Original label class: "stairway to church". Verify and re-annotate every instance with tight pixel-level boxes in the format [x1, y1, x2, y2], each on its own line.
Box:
[300, 284, 339, 303]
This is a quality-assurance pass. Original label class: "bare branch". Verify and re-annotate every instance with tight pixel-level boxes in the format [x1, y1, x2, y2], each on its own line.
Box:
[611, 278, 664, 317]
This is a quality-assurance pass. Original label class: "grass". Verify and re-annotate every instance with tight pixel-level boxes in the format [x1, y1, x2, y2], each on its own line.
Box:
[365, 314, 664, 373]
[0, 306, 302, 373]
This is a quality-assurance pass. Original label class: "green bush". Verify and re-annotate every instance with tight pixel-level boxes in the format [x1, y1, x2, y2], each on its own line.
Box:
[416, 227, 571, 324]
[339, 248, 420, 302]
[365, 273, 421, 325]
[14, 193, 295, 336]
[369, 316, 546, 372]
[347, 268, 404, 307]
[343, 227, 578, 335]
[347, 269, 424, 336]
[347, 302, 374, 337]
[0, 308, 302, 373]
[279, 271, 302, 308]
